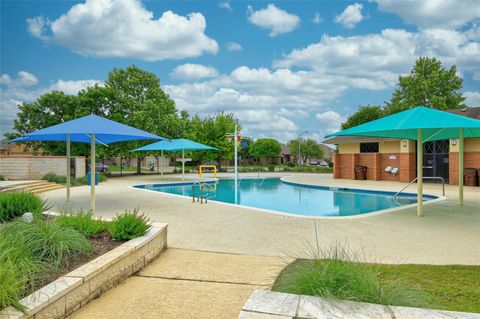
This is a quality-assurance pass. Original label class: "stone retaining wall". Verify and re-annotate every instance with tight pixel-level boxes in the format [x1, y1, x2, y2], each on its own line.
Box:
[0, 222, 168, 319]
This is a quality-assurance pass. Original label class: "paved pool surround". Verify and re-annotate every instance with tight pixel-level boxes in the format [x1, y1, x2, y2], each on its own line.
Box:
[42, 173, 480, 265]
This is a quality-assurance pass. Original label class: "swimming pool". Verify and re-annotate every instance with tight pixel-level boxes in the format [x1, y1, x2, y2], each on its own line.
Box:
[134, 178, 437, 217]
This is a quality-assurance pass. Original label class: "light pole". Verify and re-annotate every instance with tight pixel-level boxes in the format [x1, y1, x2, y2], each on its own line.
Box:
[298, 131, 309, 166]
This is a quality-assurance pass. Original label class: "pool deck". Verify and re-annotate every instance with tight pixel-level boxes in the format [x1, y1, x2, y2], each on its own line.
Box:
[42, 173, 480, 265]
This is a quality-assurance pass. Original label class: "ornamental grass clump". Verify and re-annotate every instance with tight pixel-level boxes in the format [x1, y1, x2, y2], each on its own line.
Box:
[1, 218, 93, 268]
[109, 208, 150, 241]
[0, 235, 46, 311]
[274, 242, 430, 308]
[0, 192, 49, 222]
[57, 209, 108, 238]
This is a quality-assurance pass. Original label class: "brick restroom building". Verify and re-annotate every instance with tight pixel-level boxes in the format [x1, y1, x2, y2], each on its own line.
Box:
[324, 107, 480, 186]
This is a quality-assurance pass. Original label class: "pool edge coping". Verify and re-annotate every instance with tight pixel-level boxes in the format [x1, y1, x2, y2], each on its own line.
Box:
[128, 177, 445, 220]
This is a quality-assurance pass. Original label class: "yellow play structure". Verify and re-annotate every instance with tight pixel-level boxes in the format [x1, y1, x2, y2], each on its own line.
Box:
[198, 165, 217, 179]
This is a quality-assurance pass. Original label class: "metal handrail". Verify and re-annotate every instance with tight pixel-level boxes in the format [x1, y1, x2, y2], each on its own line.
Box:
[192, 181, 200, 202]
[394, 176, 445, 199]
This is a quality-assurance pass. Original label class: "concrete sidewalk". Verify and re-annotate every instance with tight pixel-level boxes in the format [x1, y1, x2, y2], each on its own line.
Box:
[71, 249, 290, 319]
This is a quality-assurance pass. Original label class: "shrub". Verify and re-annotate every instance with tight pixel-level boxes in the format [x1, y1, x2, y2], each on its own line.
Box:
[57, 210, 108, 238]
[109, 208, 150, 241]
[41, 172, 66, 184]
[287, 162, 295, 168]
[274, 243, 430, 308]
[268, 165, 275, 172]
[42, 172, 57, 182]
[0, 175, 5, 181]
[1, 219, 93, 268]
[0, 192, 49, 222]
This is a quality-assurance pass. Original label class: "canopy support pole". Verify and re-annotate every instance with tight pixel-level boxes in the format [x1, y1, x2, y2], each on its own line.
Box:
[90, 134, 96, 211]
[161, 150, 164, 178]
[417, 129, 423, 217]
[66, 134, 71, 202]
[182, 149, 185, 181]
[459, 128, 464, 206]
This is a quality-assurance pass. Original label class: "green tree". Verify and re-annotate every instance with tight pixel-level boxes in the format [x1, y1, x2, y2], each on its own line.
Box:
[186, 112, 238, 163]
[288, 139, 324, 163]
[341, 105, 384, 129]
[250, 139, 281, 163]
[7, 66, 188, 174]
[384, 57, 466, 115]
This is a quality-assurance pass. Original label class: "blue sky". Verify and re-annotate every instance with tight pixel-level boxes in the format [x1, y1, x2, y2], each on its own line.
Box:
[1, 0, 479, 142]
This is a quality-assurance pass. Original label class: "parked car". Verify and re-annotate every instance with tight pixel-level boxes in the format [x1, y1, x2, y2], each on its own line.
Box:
[88, 163, 110, 173]
[308, 159, 319, 165]
[319, 160, 329, 167]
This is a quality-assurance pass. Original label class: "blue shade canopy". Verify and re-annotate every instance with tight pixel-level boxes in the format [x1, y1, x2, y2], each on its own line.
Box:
[132, 138, 217, 152]
[325, 107, 480, 142]
[11, 114, 165, 144]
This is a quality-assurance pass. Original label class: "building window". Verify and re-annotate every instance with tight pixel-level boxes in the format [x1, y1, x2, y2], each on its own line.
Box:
[360, 142, 379, 153]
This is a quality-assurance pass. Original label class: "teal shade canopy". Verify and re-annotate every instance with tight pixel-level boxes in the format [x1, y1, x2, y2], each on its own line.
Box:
[325, 107, 480, 142]
[11, 114, 166, 144]
[132, 138, 217, 152]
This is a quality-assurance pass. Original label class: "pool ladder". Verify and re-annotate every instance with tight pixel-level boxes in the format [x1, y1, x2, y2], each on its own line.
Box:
[192, 181, 216, 204]
[257, 170, 266, 186]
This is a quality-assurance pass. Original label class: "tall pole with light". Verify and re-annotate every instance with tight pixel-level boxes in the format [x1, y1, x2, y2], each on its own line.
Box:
[298, 131, 309, 166]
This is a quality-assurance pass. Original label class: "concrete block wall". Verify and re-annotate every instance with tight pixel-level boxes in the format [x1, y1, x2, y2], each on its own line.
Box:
[0, 156, 85, 180]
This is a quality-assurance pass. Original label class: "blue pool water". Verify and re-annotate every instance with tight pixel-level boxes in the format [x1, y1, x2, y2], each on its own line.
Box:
[134, 178, 435, 217]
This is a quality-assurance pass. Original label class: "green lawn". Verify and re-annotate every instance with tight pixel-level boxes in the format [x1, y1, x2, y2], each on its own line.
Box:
[273, 260, 480, 313]
[109, 165, 137, 172]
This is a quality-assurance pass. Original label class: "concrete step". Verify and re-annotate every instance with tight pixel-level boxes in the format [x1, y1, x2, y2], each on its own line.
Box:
[0, 180, 46, 192]
[32, 185, 65, 194]
[2, 181, 64, 193]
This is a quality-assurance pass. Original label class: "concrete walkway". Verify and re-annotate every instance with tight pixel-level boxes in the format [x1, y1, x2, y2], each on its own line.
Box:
[42, 173, 480, 265]
[71, 248, 289, 319]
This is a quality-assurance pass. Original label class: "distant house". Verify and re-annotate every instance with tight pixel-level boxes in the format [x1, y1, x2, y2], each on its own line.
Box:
[279, 144, 292, 164]
[320, 144, 335, 161]
[0, 139, 35, 155]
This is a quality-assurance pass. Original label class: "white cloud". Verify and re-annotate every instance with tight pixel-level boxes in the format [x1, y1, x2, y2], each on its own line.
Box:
[1, 72, 101, 137]
[464, 91, 480, 106]
[247, 4, 300, 37]
[218, 2, 232, 11]
[226, 42, 243, 51]
[164, 23, 479, 141]
[335, 3, 363, 29]
[315, 111, 346, 137]
[312, 13, 322, 24]
[27, 0, 218, 61]
[1, 71, 38, 87]
[170, 64, 219, 81]
[375, 0, 480, 29]
[274, 27, 480, 85]
[164, 66, 351, 142]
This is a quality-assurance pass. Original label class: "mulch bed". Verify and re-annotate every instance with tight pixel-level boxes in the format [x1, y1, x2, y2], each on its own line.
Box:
[31, 232, 125, 296]
[65, 231, 124, 271]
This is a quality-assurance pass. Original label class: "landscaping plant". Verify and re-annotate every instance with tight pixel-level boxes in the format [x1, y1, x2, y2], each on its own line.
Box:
[273, 242, 430, 309]
[57, 210, 108, 238]
[109, 208, 150, 240]
[0, 235, 46, 311]
[1, 218, 93, 268]
[0, 192, 49, 222]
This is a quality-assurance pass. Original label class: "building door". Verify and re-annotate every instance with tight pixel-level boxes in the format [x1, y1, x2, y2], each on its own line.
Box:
[423, 140, 449, 182]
